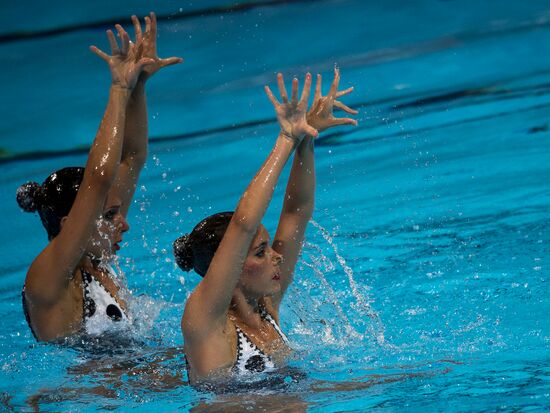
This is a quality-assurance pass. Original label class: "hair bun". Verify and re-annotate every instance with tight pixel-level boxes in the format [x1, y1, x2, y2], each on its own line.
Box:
[173, 234, 194, 272]
[16, 182, 42, 213]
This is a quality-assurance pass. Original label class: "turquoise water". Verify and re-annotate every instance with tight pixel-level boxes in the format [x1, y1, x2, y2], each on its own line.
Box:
[1, 1, 549, 411]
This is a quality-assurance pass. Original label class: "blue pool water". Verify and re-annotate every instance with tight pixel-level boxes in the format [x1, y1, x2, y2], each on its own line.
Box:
[1, 0, 549, 411]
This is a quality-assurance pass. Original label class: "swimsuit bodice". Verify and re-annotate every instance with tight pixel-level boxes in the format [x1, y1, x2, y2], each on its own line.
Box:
[22, 264, 130, 340]
[233, 306, 289, 374]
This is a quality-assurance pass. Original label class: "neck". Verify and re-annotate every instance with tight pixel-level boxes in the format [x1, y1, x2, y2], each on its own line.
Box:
[229, 289, 263, 329]
[79, 252, 109, 271]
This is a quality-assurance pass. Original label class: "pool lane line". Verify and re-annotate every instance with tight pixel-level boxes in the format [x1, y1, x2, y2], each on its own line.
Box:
[318, 101, 550, 147]
[0, 118, 276, 165]
[2, 98, 548, 166]
[2, 77, 549, 165]
[0, 0, 318, 44]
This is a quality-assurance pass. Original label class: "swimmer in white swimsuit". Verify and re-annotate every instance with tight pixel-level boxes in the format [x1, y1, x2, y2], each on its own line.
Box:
[173, 69, 358, 384]
[17, 13, 182, 342]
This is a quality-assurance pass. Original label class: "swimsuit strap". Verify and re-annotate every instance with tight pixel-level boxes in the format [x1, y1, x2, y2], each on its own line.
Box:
[259, 305, 289, 343]
[81, 269, 95, 319]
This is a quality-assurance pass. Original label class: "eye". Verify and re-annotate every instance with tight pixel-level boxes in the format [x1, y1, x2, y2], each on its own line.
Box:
[255, 249, 265, 258]
[103, 209, 116, 221]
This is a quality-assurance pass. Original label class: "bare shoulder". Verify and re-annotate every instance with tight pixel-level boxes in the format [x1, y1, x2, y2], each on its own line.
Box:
[24, 242, 75, 304]
[184, 316, 237, 380]
[24, 265, 83, 341]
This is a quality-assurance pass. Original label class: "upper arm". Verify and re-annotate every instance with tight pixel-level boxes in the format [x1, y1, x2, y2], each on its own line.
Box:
[113, 159, 144, 218]
[270, 212, 310, 311]
[182, 220, 256, 333]
[25, 174, 110, 306]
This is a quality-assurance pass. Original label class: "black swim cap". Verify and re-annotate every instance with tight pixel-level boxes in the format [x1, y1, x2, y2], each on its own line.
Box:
[173, 211, 234, 277]
[16, 167, 84, 240]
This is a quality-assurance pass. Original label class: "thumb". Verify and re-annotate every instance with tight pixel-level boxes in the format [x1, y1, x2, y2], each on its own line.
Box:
[137, 57, 156, 70]
[305, 125, 319, 138]
[161, 57, 184, 67]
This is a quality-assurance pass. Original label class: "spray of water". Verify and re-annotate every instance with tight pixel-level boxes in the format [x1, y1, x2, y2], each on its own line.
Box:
[310, 219, 388, 347]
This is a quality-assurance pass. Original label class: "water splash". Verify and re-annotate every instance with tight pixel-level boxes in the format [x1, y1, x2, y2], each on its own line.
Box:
[310, 219, 388, 347]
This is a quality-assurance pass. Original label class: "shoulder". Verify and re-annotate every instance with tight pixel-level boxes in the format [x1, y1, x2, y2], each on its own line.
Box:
[25, 249, 80, 305]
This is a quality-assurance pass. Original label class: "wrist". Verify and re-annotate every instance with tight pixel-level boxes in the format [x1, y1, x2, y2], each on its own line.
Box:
[277, 132, 298, 151]
[110, 84, 133, 96]
[279, 129, 303, 145]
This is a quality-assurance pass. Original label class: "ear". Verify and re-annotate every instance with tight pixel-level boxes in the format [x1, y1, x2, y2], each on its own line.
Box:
[59, 216, 68, 231]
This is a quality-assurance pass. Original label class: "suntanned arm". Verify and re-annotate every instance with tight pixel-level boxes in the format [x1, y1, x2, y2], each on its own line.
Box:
[113, 13, 182, 217]
[116, 80, 148, 217]
[270, 135, 315, 313]
[25, 27, 153, 310]
[182, 73, 317, 343]
[268, 69, 359, 317]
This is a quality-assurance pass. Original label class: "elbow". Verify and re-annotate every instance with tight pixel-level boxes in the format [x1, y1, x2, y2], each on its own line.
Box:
[231, 209, 261, 235]
[286, 202, 314, 221]
[124, 149, 148, 169]
[87, 164, 117, 191]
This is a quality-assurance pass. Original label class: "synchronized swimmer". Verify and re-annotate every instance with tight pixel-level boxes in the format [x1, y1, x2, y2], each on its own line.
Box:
[16, 12, 357, 384]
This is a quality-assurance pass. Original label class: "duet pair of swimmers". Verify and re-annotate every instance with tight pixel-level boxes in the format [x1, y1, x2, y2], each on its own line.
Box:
[16, 13, 357, 384]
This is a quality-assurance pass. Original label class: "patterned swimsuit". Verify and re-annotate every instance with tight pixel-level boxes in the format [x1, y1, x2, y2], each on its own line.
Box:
[22, 265, 129, 339]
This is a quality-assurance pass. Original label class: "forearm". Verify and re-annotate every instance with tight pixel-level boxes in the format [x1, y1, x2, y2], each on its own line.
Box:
[233, 133, 296, 232]
[84, 85, 131, 186]
[122, 79, 148, 167]
[281, 136, 315, 218]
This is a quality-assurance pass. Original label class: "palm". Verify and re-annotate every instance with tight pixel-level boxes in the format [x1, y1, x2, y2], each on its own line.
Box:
[276, 101, 310, 138]
[265, 73, 318, 141]
[90, 27, 153, 90]
[307, 69, 358, 133]
[131, 13, 182, 80]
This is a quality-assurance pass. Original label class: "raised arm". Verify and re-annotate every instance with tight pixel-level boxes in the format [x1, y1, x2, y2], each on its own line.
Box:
[25, 27, 153, 307]
[114, 12, 182, 217]
[270, 68, 358, 312]
[183, 73, 317, 335]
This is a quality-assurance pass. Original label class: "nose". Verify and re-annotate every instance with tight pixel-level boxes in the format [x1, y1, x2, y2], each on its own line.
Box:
[271, 249, 283, 265]
[119, 215, 130, 233]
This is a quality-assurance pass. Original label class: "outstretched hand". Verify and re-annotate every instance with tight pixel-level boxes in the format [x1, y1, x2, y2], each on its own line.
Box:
[90, 25, 154, 90]
[307, 68, 358, 133]
[131, 12, 183, 81]
[265, 73, 318, 142]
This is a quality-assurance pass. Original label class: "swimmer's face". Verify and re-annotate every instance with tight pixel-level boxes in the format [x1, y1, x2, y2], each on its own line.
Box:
[87, 194, 129, 259]
[238, 225, 283, 297]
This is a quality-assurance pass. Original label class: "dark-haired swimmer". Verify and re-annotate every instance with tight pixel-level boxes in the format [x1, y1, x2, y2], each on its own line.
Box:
[174, 69, 357, 384]
[16, 13, 182, 342]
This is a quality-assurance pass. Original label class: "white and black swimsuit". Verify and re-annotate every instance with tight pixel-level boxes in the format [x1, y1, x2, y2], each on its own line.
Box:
[233, 306, 289, 374]
[186, 305, 289, 378]
[22, 265, 130, 339]
[81, 267, 130, 336]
